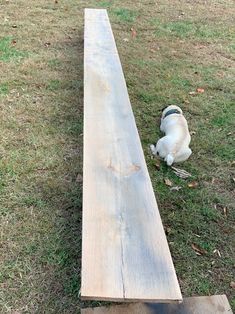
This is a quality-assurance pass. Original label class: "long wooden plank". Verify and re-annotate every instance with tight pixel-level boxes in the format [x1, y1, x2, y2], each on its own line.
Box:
[82, 8, 182, 302]
[82, 295, 233, 314]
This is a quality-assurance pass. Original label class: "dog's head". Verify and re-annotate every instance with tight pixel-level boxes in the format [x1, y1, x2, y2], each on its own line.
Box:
[161, 105, 183, 119]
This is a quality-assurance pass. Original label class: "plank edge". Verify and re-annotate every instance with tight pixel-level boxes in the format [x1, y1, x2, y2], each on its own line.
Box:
[80, 295, 183, 304]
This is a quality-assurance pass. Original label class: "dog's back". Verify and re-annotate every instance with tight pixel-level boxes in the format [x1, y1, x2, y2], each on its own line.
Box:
[151, 105, 192, 165]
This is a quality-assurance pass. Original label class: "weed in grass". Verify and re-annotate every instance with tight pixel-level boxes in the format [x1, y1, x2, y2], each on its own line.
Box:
[112, 8, 138, 23]
[22, 195, 48, 209]
[97, 1, 113, 8]
[47, 79, 61, 91]
[48, 58, 62, 68]
[64, 273, 80, 295]
[0, 83, 9, 95]
[194, 278, 212, 295]
[0, 37, 27, 61]
[200, 207, 219, 221]
[170, 76, 191, 88]
[137, 91, 157, 104]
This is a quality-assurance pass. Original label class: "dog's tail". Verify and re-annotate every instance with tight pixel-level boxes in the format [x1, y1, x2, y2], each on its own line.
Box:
[165, 153, 175, 166]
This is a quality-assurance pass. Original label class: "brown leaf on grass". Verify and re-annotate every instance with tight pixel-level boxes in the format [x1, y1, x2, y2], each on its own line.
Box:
[131, 27, 137, 38]
[223, 207, 228, 217]
[191, 243, 207, 255]
[76, 174, 83, 183]
[164, 225, 171, 235]
[188, 181, 198, 188]
[155, 159, 161, 170]
[214, 204, 228, 217]
[171, 166, 192, 179]
[230, 281, 235, 289]
[164, 178, 173, 187]
[197, 88, 205, 93]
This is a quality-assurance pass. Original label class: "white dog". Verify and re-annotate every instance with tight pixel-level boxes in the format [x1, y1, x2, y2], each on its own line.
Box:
[150, 105, 192, 166]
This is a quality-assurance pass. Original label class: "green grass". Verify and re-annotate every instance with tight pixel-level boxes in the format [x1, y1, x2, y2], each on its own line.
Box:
[97, 1, 113, 8]
[47, 79, 61, 91]
[0, 83, 9, 95]
[152, 19, 234, 41]
[0, 37, 27, 62]
[112, 8, 138, 23]
[0, 0, 234, 313]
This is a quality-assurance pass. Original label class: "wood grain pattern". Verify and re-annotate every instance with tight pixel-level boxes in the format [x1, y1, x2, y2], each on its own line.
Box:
[82, 8, 182, 302]
[82, 295, 233, 314]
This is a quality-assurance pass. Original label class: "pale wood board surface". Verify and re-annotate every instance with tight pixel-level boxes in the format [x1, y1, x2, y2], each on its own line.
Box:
[82, 8, 182, 302]
[82, 295, 233, 314]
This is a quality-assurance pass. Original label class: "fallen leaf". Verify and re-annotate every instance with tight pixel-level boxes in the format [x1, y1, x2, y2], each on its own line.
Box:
[227, 132, 232, 136]
[76, 174, 83, 183]
[131, 27, 137, 38]
[188, 181, 198, 188]
[191, 243, 207, 255]
[230, 281, 235, 289]
[44, 42, 51, 47]
[223, 207, 228, 217]
[189, 91, 196, 95]
[12, 24, 17, 28]
[155, 159, 161, 170]
[171, 166, 192, 179]
[164, 178, 173, 187]
[170, 186, 182, 191]
[164, 225, 171, 235]
[213, 249, 221, 257]
[197, 88, 205, 93]
[217, 72, 225, 78]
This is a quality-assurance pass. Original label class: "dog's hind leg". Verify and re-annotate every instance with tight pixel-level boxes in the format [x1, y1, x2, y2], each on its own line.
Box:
[175, 148, 192, 162]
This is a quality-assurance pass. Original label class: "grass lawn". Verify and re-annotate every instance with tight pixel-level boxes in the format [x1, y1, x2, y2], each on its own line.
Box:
[0, 0, 234, 313]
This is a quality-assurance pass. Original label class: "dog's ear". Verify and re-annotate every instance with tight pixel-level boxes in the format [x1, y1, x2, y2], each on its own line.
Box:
[161, 104, 171, 112]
